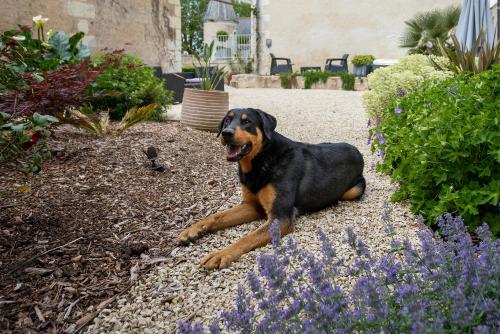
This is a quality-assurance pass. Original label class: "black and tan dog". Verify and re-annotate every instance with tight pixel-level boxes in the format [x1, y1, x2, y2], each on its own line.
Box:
[178, 108, 365, 269]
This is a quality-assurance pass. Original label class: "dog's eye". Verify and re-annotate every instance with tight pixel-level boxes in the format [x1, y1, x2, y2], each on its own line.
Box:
[241, 119, 251, 125]
[224, 117, 231, 125]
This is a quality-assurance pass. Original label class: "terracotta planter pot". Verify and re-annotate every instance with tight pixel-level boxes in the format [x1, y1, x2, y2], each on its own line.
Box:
[181, 88, 229, 132]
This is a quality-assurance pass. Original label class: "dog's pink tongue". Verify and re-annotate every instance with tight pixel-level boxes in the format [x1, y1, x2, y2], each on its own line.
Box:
[226, 145, 242, 159]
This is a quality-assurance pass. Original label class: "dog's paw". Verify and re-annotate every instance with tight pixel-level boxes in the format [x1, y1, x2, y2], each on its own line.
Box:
[177, 224, 205, 245]
[201, 249, 239, 270]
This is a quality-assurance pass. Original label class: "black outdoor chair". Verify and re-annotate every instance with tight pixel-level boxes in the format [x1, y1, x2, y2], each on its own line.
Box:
[324, 54, 349, 73]
[163, 69, 224, 104]
[270, 53, 293, 75]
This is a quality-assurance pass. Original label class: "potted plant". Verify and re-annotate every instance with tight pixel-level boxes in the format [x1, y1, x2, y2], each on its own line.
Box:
[352, 55, 375, 77]
[181, 42, 228, 132]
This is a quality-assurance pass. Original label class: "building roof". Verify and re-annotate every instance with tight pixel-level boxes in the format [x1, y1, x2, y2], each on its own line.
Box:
[204, 0, 239, 22]
[236, 17, 251, 34]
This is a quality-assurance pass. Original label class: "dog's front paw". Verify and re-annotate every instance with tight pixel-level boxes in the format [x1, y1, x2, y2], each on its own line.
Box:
[201, 249, 240, 270]
[177, 223, 206, 245]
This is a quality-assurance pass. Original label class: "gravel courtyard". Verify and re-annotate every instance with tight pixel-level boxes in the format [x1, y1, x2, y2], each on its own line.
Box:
[89, 88, 420, 333]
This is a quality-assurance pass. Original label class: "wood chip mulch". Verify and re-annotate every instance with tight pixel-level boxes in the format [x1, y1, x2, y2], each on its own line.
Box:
[0, 122, 238, 333]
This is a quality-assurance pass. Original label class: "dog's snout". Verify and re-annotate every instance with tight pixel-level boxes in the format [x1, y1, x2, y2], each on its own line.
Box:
[221, 128, 234, 139]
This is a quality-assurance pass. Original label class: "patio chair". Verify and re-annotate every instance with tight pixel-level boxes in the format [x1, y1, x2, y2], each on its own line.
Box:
[270, 53, 293, 75]
[324, 54, 349, 73]
[163, 70, 224, 104]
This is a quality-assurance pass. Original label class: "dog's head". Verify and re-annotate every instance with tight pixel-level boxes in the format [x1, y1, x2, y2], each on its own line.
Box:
[217, 108, 277, 162]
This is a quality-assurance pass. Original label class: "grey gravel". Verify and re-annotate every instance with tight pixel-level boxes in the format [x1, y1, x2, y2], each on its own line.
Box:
[88, 88, 420, 333]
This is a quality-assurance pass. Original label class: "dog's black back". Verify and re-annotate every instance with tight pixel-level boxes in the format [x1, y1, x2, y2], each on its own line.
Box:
[239, 130, 364, 214]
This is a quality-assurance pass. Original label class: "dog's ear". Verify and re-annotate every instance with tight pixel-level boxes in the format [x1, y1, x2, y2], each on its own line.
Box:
[253, 109, 277, 140]
[217, 110, 231, 137]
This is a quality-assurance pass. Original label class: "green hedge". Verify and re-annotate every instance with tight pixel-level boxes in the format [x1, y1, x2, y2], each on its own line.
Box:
[370, 66, 500, 233]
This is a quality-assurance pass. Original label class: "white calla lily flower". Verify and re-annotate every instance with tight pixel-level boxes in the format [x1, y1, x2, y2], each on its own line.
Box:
[12, 35, 26, 41]
[32, 15, 49, 29]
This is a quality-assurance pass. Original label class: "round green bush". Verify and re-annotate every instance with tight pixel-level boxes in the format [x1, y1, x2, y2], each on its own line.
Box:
[371, 65, 500, 233]
[363, 54, 452, 121]
[351, 55, 375, 66]
[87, 52, 172, 121]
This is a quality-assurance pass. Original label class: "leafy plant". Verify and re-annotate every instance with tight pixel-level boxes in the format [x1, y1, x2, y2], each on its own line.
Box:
[370, 66, 500, 233]
[352, 55, 375, 66]
[192, 41, 226, 91]
[180, 215, 499, 333]
[67, 103, 156, 136]
[339, 71, 355, 90]
[45, 31, 90, 63]
[432, 30, 500, 74]
[0, 61, 103, 118]
[278, 72, 299, 89]
[182, 66, 196, 73]
[400, 6, 461, 55]
[0, 112, 58, 173]
[0, 20, 91, 93]
[363, 54, 452, 120]
[216, 30, 228, 37]
[302, 70, 332, 89]
[88, 51, 172, 120]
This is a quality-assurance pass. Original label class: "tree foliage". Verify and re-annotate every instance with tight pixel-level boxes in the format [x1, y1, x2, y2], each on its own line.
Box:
[181, 0, 209, 54]
[232, 0, 252, 17]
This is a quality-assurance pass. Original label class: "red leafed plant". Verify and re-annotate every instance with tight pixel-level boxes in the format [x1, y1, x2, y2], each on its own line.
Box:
[0, 61, 104, 118]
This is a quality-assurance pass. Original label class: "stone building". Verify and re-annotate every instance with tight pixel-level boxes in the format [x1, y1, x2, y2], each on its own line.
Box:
[254, 0, 463, 74]
[1, 0, 182, 72]
[203, 0, 239, 44]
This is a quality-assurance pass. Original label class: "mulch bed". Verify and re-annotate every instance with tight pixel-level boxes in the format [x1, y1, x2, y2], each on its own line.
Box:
[0, 122, 238, 333]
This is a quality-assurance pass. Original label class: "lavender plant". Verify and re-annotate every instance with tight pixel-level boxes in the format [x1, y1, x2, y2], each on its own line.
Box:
[179, 216, 499, 333]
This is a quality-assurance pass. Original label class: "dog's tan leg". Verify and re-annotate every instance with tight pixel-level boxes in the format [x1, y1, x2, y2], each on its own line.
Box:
[178, 186, 263, 244]
[201, 219, 292, 269]
[177, 202, 264, 244]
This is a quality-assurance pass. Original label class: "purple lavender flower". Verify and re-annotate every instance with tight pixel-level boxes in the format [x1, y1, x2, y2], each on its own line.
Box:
[375, 131, 385, 144]
[371, 162, 376, 170]
[394, 107, 403, 115]
[367, 119, 372, 127]
[182, 216, 499, 334]
[376, 118, 381, 126]
[397, 89, 406, 97]
[367, 136, 371, 145]
[450, 85, 459, 92]
[378, 147, 385, 158]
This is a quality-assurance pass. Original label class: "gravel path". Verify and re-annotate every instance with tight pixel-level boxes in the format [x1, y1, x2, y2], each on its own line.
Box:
[89, 88, 420, 333]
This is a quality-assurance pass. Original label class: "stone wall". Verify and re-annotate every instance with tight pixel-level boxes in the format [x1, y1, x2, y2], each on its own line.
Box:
[256, 0, 462, 75]
[0, 0, 182, 72]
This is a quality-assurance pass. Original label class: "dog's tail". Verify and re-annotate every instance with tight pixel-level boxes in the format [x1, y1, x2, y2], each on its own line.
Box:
[341, 176, 366, 201]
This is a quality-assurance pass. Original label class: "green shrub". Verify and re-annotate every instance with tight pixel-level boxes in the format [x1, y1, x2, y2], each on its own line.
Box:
[216, 30, 228, 37]
[302, 70, 332, 89]
[279, 72, 299, 89]
[363, 54, 452, 121]
[352, 55, 375, 66]
[182, 66, 195, 73]
[87, 51, 172, 121]
[370, 66, 500, 234]
[339, 71, 355, 90]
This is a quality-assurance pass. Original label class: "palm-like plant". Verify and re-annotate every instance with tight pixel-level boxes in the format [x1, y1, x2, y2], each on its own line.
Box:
[192, 41, 225, 90]
[400, 6, 461, 55]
